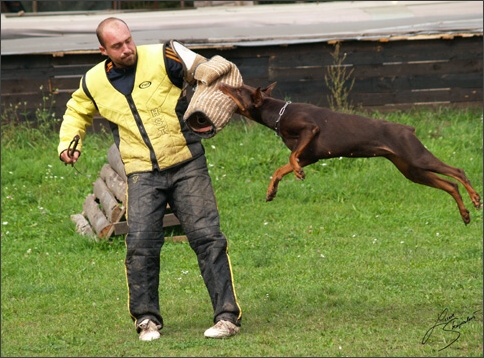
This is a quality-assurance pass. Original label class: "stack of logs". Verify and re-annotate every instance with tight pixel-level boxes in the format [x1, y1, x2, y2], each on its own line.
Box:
[70, 144, 182, 241]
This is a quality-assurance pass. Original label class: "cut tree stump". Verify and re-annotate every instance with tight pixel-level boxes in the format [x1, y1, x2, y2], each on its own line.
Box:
[70, 213, 95, 239]
[83, 194, 112, 238]
[93, 177, 123, 223]
[100, 164, 126, 204]
[72, 143, 184, 241]
[107, 144, 127, 182]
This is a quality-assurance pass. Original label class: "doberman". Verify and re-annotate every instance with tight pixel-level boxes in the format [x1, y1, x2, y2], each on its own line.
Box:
[219, 82, 481, 224]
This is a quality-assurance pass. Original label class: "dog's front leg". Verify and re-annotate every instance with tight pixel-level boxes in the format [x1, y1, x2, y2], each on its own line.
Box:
[288, 126, 319, 180]
[266, 163, 294, 201]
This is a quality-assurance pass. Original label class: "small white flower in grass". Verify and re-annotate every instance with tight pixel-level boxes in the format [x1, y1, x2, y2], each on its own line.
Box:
[400, 241, 404, 244]
[436, 232, 440, 236]
[211, 145, 216, 150]
[8, 171, 13, 175]
[2, 222, 7, 226]
[352, 234, 356, 238]
[181, 270, 188, 275]
[264, 222, 268, 226]
[373, 238, 377, 244]
[27, 249, 32, 254]
[320, 254, 325, 259]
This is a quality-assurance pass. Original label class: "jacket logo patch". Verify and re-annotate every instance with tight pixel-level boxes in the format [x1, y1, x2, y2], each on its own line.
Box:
[139, 81, 152, 89]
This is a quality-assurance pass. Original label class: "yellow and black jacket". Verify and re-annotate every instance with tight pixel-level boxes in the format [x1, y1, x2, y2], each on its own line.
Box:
[58, 44, 203, 175]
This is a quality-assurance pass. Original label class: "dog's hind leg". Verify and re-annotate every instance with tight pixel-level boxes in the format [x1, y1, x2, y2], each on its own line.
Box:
[386, 131, 481, 211]
[427, 163, 481, 211]
[387, 156, 472, 224]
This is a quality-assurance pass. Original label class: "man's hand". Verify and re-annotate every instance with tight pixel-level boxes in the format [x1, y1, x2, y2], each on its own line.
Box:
[60, 134, 81, 166]
[60, 149, 80, 166]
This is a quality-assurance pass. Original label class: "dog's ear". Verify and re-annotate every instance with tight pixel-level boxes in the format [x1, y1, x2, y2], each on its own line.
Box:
[253, 87, 264, 107]
[261, 82, 277, 97]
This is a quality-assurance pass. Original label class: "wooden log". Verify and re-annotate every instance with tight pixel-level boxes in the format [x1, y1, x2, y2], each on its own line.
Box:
[163, 213, 181, 227]
[93, 177, 123, 223]
[100, 164, 126, 204]
[113, 213, 180, 236]
[169, 235, 188, 243]
[83, 194, 112, 238]
[113, 221, 128, 236]
[70, 213, 96, 239]
[107, 144, 127, 182]
[103, 206, 126, 239]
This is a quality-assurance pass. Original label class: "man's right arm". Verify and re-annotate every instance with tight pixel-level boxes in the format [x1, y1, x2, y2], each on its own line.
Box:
[58, 79, 98, 164]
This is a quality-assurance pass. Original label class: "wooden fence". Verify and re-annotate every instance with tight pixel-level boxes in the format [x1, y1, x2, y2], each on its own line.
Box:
[1, 35, 482, 122]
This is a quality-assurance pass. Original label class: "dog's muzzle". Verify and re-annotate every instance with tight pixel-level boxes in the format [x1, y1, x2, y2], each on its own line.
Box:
[185, 111, 216, 139]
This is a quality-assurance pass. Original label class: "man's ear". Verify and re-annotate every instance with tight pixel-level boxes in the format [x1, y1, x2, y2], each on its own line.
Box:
[99, 45, 108, 56]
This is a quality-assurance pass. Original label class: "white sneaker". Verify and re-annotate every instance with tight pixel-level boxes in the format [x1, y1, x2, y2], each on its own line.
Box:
[204, 320, 240, 339]
[138, 319, 161, 341]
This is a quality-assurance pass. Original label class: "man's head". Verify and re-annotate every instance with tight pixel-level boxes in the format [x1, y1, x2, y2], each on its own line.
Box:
[96, 17, 137, 68]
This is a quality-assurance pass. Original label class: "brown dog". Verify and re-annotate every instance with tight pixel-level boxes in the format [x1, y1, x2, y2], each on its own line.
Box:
[219, 82, 481, 224]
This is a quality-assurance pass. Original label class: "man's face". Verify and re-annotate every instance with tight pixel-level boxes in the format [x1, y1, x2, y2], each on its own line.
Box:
[99, 22, 137, 68]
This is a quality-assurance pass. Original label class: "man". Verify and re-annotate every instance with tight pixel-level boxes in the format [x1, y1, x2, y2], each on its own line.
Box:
[58, 17, 242, 341]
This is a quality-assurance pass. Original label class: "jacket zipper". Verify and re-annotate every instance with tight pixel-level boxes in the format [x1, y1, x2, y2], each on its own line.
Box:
[126, 94, 160, 171]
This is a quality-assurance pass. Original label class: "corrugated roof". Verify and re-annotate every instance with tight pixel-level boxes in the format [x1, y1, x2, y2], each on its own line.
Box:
[1, 1, 482, 55]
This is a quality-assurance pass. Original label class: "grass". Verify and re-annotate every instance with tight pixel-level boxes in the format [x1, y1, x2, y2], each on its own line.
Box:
[1, 106, 483, 356]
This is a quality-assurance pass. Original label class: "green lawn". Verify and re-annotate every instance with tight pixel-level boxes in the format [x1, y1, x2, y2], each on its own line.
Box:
[1, 106, 482, 356]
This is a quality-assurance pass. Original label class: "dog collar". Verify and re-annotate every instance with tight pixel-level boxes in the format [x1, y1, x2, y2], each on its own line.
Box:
[275, 101, 291, 136]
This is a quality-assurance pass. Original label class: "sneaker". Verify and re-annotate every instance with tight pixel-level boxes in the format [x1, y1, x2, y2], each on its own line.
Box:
[204, 320, 240, 339]
[138, 319, 161, 341]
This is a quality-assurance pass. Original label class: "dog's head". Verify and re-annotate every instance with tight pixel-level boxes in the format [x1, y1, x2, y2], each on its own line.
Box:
[219, 82, 277, 121]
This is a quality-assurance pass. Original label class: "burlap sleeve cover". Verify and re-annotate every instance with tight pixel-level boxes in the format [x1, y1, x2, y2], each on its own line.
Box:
[184, 55, 243, 138]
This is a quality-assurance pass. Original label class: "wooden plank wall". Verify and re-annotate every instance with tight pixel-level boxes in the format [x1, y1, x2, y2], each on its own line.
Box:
[1, 36, 482, 122]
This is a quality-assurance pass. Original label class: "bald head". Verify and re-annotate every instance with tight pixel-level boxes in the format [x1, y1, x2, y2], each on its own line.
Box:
[96, 17, 129, 47]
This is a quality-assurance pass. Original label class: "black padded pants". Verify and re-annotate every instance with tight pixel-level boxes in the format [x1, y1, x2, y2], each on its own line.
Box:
[124, 155, 242, 332]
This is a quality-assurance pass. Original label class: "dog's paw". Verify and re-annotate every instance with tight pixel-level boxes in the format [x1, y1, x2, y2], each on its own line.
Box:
[266, 192, 276, 201]
[294, 169, 305, 181]
[461, 209, 471, 225]
[266, 187, 277, 201]
[472, 193, 481, 209]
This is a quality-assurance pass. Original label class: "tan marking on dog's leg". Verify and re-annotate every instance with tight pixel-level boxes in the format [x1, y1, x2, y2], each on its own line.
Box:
[266, 163, 294, 201]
